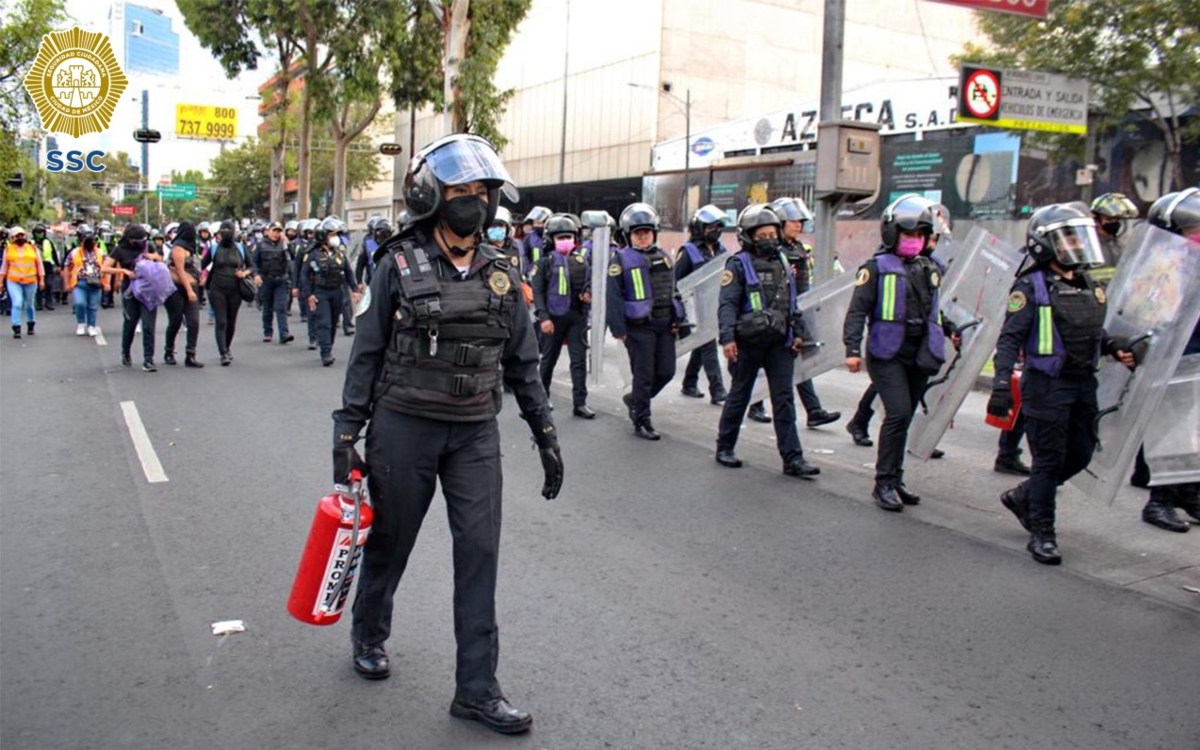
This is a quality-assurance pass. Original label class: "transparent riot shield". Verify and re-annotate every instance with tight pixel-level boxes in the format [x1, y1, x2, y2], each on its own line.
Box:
[748, 268, 858, 404]
[1142, 353, 1200, 486]
[675, 252, 731, 358]
[1070, 226, 1200, 505]
[908, 227, 1024, 459]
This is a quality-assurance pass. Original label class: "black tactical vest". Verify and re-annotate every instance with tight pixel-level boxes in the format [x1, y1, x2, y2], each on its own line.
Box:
[648, 249, 675, 318]
[259, 241, 289, 278]
[375, 240, 520, 422]
[312, 249, 346, 289]
[1050, 274, 1106, 378]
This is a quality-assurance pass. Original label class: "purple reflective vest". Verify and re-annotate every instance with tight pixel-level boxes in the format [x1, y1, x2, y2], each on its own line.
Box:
[614, 247, 653, 319]
[681, 241, 708, 267]
[738, 251, 797, 345]
[868, 253, 945, 363]
[1024, 270, 1068, 377]
[547, 251, 573, 316]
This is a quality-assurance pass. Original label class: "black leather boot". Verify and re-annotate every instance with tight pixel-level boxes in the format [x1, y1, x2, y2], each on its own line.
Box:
[634, 420, 661, 441]
[184, 351, 204, 368]
[352, 641, 390, 679]
[806, 408, 841, 428]
[846, 418, 872, 446]
[783, 457, 820, 478]
[1174, 484, 1200, 523]
[715, 449, 742, 468]
[449, 695, 532, 734]
[12, 325, 20, 339]
[873, 483, 903, 512]
[1142, 488, 1189, 533]
[748, 402, 771, 423]
[1027, 525, 1062, 565]
[894, 484, 920, 505]
[163, 350, 177, 366]
[1000, 486, 1031, 531]
[26, 321, 34, 336]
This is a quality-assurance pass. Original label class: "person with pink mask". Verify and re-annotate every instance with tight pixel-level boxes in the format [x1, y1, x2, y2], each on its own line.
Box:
[842, 194, 959, 513]
[531, 213, 594, 418]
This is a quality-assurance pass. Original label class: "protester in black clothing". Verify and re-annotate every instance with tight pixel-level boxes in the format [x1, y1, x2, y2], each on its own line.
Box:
[102, 223, 162, 371]
[163, 221, 204, 367]
[202, 219, 253, 366]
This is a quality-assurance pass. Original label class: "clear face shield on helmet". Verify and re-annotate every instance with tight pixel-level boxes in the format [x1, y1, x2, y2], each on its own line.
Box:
[420, 135, 519, 203]
[1042, 218, 1105, 268]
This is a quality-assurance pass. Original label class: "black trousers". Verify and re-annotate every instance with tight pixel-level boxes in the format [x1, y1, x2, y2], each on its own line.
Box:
[851, 382, 878, 426]
[313, 287, 343, 358]
[865, 355, 929, 486]
[208, 282, 243, 356]
[352, 410, 503, 701]
[36, 262, 57, 309]
[718, 341, 803, 461]
[623, 319, 676, 422]
[682, 339, 726, 396]
[120, 291, 157, 361]
[341, 282, 356, 333]
[997, 410, 1027, 461]
[539, 308, 588, 407]
[163, 288, 200, 355]
[1016, 371, 1098, 532]
[260, 277, 291, 338]
[796, 379, 824, 415]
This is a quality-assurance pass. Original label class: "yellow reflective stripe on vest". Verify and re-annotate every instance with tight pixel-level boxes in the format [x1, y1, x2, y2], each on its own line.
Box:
[749, 291, 763, 311]
[557, 266, 567, 296]
[631, 267, 646, 300]
[881, 275, 897, 321]
[1037, 306, 1054, 355]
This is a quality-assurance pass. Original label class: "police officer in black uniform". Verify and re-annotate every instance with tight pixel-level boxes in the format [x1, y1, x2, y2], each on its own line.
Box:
[843, 194, 958, 512]
[1136, 188, 1200, 532]
[532, 212, 594, 418]
[355, 216, 393, 292]
[300, 216, 357, 366]
[771, 196, 841, 428]
[253, 221, 294, 344]
[715, 204, 820, 477]
[292, 219, 320, 343]
[676, 204, 729, 404]
[606, 202, 685, 440]
[989, 203, 1138, 564]
[333, 134, 562, 735]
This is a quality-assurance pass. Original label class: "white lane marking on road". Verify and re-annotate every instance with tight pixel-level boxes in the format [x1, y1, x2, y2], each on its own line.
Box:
[95, 327, 107, 346]
[120, 401, 169, 483]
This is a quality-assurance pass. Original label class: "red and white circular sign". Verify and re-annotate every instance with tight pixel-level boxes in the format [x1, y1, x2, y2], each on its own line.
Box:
[963, 69, 1001, 119]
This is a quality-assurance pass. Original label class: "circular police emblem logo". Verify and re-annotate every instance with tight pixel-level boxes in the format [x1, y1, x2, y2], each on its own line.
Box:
[488, 271, 512, 295]
[720, 269, 734, 286]
[930, 271, 940, 288]
[1094, 287, 1106, 304]
[574, 254, 586, 264]
[608, 263, 622, 277]
[510, 255, 519, 267]
[855, 268, 871, 286]
[23, 27, 128, 137]
[1007, 291, 1027, 313]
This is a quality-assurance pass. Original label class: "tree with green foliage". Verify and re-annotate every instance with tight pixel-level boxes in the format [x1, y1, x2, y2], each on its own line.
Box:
[958, 0, 1200, 190]
[44, 151, 141, 221]
[0, 0, 66, 223]
[456, 0, 532, 147]
[208, 139, 272, 219]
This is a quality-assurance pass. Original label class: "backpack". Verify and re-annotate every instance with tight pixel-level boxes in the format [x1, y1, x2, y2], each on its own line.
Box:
[131, 256, 176, 309]
[79, 250, 102, 287]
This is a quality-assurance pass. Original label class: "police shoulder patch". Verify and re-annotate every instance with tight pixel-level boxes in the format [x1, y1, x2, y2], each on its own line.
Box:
[488, 270, 512, 295]
[1007, 291, 1027, 313]
[930, 271, 940, 288]
[855, 268, 871, 286]
[1094, 286, 1107, 304]
[608, 263, 622, 277]
[720, 269, 734, 286]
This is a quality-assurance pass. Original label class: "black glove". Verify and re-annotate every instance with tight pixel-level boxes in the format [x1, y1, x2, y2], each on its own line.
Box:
[677, 322, 693, 339]
[986, 387, 1014, 419]
[539, 445, 564, 500]
[332, 444, 366, 486]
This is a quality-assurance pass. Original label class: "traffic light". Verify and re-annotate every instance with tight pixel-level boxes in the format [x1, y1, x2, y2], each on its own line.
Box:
[379, 143, 403, 156]
[133, 129, 162, 143]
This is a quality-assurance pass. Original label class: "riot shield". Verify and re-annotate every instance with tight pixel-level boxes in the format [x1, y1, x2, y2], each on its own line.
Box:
[1143, 353, 1200, 486]
[1070, 226, 1200, 505]
[747, 268, 858, 404]
[908, 227, 1024, 459]
[675, 252, 731, 358]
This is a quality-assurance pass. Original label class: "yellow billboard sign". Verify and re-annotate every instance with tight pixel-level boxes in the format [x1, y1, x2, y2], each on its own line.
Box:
[175, 104, 238, 140]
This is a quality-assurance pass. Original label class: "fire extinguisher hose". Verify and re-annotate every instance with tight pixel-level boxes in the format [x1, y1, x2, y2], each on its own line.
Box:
[325, 469, 366, 613]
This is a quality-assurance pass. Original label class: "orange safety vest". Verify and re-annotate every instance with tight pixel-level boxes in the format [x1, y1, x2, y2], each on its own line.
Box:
[3, 243, 41, 284]
[65, 246, 105, 291]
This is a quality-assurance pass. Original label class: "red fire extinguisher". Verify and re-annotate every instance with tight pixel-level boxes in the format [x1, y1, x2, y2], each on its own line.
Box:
[288, 470, 373, 626]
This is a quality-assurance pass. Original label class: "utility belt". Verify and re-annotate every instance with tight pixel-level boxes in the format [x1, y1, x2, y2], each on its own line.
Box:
[382, 364, 502, 396]
[735, 310, 787, 347]
[394, 336, 502, 368]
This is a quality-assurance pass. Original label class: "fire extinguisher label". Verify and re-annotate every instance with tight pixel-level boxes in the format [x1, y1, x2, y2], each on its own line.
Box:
[314, 525, 371, 617]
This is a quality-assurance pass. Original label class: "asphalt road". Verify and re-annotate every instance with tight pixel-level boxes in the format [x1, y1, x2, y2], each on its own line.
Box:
[2, 306, 1198, 750]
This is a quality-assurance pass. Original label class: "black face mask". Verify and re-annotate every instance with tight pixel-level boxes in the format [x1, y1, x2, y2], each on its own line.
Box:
[1101, 221, 1121, 237]
[752, 238, 779, 255]
[703, 227, 721, 243]
[440, 195, 488, 238]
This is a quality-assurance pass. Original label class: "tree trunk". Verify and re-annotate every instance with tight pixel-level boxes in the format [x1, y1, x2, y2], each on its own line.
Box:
[442, 0, 470, 134]
[332, 98, 383, 217]
[270, 41, 292, 222]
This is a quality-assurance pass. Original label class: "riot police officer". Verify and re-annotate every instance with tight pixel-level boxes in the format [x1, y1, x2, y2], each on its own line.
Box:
[532, 212, 594, 418]
[989, 203, 1137, 564]
[253, 221, 294, 344]
[356, 216, 393, 291]
[843, 194, 957, 512]
[519, 205, 551, 278]
[607, 202, 685, 440]
[300, 216, 357, 366]
[676, 204, 729, 404]
[334, 133, 562, 734]
[31, 224, 58, 311]
[1089, 192, 1139, 281]
[715, 205, 820, 477]
[292, 218, 321, 335]
[771, 196, 841, 428]
[1138, 188, 1200, 531]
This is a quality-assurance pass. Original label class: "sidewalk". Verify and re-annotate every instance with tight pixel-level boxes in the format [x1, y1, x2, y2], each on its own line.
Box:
[550, 336, 1200, 613]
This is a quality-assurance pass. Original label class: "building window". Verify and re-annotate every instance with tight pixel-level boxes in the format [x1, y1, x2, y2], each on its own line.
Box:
[131, 21, 144, 36]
